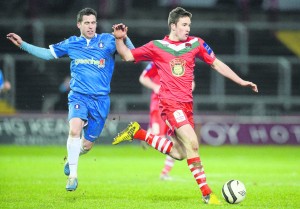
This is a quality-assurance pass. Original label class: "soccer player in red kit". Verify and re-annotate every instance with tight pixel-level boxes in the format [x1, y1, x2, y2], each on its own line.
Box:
[140, 62, 195, 180]
[112, 7, 258, 205]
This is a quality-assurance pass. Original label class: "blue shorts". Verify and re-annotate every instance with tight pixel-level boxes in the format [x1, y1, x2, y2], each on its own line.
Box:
[68, 91, 110, 142]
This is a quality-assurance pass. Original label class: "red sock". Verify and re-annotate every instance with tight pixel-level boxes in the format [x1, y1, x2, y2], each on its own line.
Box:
[187, 157, 211, 196]
[133, 129, 147, 140]
[134, 129, 172, 154]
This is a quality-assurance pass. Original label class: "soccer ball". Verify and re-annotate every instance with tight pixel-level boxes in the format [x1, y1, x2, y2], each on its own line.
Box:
[221, 180, 246, 204]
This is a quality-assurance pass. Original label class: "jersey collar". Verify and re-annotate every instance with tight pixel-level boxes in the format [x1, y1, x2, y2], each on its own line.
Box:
[80, 34, 98, 45]
[163, 35, 193, 44]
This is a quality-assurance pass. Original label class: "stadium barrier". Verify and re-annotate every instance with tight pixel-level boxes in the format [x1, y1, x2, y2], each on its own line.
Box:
[0, 113, 299, 145]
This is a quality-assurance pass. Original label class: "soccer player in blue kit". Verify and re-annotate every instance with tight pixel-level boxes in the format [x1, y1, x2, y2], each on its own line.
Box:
[7, 8, 134, 191]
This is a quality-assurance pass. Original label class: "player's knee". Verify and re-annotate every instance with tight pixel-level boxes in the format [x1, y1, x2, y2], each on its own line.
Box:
[69, 128, 81, 138]
[82, 140, 93, 151]
[83, 146, 92, 152]
[173, 156, 185, 161]
[169, 152, 186, 161]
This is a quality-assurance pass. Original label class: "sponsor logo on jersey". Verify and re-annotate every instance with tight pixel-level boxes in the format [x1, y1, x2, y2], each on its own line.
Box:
[99, 58, 105, 66]
[170, 58, 186, 77]
[74, 58, 105, 68]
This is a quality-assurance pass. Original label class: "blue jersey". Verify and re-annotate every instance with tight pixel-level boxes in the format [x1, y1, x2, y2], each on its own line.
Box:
[49, 33, 116, 96]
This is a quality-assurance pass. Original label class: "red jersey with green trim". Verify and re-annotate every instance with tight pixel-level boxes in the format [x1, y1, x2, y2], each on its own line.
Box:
[131, 36, 216, 102]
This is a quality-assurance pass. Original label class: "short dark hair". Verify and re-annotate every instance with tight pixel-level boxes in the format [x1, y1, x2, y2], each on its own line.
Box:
[168, 7, 192, 28]
[77, 8, 97, 22]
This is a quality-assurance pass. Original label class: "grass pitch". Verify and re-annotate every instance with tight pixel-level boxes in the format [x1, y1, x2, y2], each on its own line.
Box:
[0, 145, 299, 209]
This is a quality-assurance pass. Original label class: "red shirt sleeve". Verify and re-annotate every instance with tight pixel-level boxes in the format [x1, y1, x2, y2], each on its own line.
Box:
[197, 38, 216, 65]
[144, 62, 158, 78]
[131, 42, 154, 63]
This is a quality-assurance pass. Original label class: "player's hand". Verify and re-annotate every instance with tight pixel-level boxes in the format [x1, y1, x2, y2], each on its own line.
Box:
[6, 33, 23, 47]
[112, 23, 127, 39]
[2, 81, 11, 92]
[241, 80, 258, 93]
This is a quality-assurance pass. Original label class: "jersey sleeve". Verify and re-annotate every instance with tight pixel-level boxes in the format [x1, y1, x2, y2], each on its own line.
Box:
[144, 62, 158, 78]
[49, 37, 73, 58]
[20, 42, 54, 60]
[196, 38, 216, 65]
[125, 36, 135, 49]
[131, 42, 154, 62]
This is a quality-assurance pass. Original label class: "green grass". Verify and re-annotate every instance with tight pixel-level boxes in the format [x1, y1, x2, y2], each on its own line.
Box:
[0, 145, 299, 209]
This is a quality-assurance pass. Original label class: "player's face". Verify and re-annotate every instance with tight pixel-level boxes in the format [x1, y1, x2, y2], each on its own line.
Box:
[77, 15, 97, 39]
[172, 16, 191, 41]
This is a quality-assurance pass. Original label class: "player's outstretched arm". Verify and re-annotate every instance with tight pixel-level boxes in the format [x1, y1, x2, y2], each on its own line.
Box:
[112, 23, 135, 62]
[6, 33, 54, 60]
[211, 58, 258, 93]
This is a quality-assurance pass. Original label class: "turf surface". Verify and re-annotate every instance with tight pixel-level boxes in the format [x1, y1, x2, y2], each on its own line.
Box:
[0, 145, 299, 209]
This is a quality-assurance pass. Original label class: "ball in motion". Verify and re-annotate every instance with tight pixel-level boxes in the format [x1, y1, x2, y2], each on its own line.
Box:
[221, 180, 246, 204]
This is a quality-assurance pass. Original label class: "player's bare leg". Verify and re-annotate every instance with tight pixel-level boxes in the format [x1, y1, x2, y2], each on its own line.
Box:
[167, 135, 186, 160]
